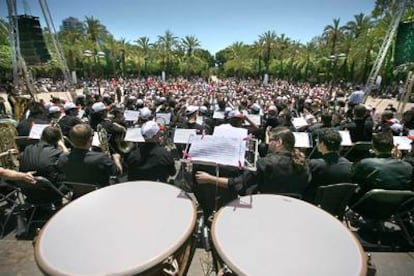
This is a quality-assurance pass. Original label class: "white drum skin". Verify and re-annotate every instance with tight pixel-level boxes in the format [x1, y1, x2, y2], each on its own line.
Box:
[35, 181, 197, 275]
[211, 194, 366, 276]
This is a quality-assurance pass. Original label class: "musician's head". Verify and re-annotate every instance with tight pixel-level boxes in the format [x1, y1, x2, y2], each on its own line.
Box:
[316, 128, 342, 154]
[268, 127, 295, 153]
[278, 109, 291, 126]
[69, 124, 94, 149]
[141, 120, 163, 142]
[372, 130, 393, 154]
[63, 102, 79, 116]
[185, 106, 198, 119]
[227, 110, 244, 127]
[91, 102, 109, 119]
[41, 126, 62, 146]
[353, 104, 367, 119]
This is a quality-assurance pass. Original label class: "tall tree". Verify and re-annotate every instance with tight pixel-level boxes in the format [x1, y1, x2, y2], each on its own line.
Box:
[135, 36, 152, 75]
[181, 35, 201, 57]
[259, 30, 277, 75]
[323, 18, 345, 55]
[157, 30, 179, 76]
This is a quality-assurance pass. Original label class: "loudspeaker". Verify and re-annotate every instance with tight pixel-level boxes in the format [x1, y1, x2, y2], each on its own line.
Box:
[16, 15, 51, 65]
[394, 21, 414, 66]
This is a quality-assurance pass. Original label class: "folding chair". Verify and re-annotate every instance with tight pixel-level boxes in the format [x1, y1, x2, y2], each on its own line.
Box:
[343, 141, 373, 162]
[350, 189, 414, 247]
[63, 182, 99, 200]
[14, 176, 68, 238]
[314, 183, 358, 221]
[0, 181, 20, 237]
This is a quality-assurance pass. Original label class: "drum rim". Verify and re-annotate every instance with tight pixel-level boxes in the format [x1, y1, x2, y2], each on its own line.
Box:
[211, 193, 367, 276]
[34, 181, 198, 275]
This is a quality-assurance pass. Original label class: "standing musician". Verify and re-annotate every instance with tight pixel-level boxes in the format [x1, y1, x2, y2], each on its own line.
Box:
[196, 127, 311, 203]
[126, 121, 176, 182]
[57, 124, 122, 187]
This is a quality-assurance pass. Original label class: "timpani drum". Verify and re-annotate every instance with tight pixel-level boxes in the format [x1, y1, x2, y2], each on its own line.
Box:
[211, 194, 367, 276]
[34, 181, 197, 275]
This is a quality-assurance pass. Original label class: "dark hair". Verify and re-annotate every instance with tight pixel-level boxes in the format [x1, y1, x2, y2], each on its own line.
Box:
[353, 104, 367, 118]
[41, 126, 62, 145]
[321, 112, 332, 127]
[318, 128, 342, 152]
[270, 127, 306, 170]
[69, 124, 93, 147]
[372, 130, 393, 153]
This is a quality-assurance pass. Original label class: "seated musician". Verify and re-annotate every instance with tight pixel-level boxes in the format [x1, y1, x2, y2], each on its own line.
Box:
[58, 102, 82, 138]
[57, 124, 122, 187]
[126, 121, 176, 182]
[177, 105, 211, 134]
[350, 130, 413, 204]
[304, 128, 353, 202]
[339, 104, 373, 143]
[196, 127, 311, 198]
[20, 126, 68, 184]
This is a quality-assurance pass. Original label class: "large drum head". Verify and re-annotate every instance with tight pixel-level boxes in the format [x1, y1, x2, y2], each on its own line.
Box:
[212, 194, 366, 276]
[35, 181, 196, 275]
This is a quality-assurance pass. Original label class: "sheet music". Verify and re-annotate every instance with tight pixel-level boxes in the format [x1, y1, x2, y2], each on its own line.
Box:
[29, 124, 50, 139]
[77, 110, 85, 119]
[292, 117, 308, 129]
[213, 110, 225, 119]
[293, 132, 311, 148]
[196, 115, 204, 125]
[393, 136, 412, 151]
[124, 128, 145, 142]
[244, 114, 261, 126]
[339, 131, 353, 146]
[409, 129, 414, 136]
[155, 113, 171, 125]
[124, 110, 140, 121]
[188, 135, 245, 167]
[92, 132, 100, 147]
[213, 124, 248, 139]
[174, 128, 197, 144]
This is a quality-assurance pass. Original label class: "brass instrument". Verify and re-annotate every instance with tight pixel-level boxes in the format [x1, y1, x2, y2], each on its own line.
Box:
[96, 124, 111, 157]
[0, 122, 19, 170]
[114, 130, 134, 155]
[8, 94, 33, 121]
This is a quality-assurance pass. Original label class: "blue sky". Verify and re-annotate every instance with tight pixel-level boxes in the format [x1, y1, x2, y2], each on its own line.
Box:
[2, 0, 375, 54]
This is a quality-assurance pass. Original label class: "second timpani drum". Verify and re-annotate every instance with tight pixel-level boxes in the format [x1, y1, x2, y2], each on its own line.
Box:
[211, 194, 366, 276]
[35, 181, 197, 275]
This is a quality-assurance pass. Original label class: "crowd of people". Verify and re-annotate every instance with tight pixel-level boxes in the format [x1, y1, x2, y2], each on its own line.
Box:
[1, 76, 414, 235]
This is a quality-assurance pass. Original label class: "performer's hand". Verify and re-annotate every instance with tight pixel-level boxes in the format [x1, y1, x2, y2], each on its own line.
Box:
[195, 171, 214, 184]
[391, 144, 402, 159]
[20, 171, 36, 184]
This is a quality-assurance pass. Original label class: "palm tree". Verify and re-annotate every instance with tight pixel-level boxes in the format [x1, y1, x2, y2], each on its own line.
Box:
[136, 36, 152, 75]
[84, 16, 105, 48]
[251, 39, 264, 79]
[181, 35, 201, 57]
[323, 18, 345, 55]
[224, 42, 253, 78]
[157, 30, 179, 77]
[259, 30, 277, 75]
[345, 13, 373, 39]
[275, 33, 290, 77]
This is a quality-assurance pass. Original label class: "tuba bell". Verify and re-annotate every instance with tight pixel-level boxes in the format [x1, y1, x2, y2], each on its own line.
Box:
[114, 130, 134, 155]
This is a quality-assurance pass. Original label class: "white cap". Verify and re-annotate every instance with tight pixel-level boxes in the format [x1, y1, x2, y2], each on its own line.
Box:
[228, 110, 244, 119]
[251, 103, 261, 112]
[141, 121, 161, 139]
[91, 102, 108, 113]
[136, 99, 144, 106]
[48, 106, 61, 114]
[199, 106, 208, 114]
[63, 102, 78, 111]
[185, 105, 198, 116]
[140, 107, 152, 120]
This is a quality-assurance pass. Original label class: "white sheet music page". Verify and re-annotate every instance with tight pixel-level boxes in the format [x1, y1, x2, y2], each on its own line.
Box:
[155, 113, 171, 125]
[293, 132, 311, 148]
[213, 111, 225, 119]
[339, 131, 353, 146]
[196, 115, 204, 125]
[92, 132, 100, 147]
[245, 114, 261, 126]
[188, 135, 245, 167]
[393, 136, 412, 151]
[125, 128, 145, 142]
[213, 124, 248, 139]
[124, 110, 140, 121]
[292, 117, 308, 129]
[29, 124, 50, 139]
[174, 128, 197, 144]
